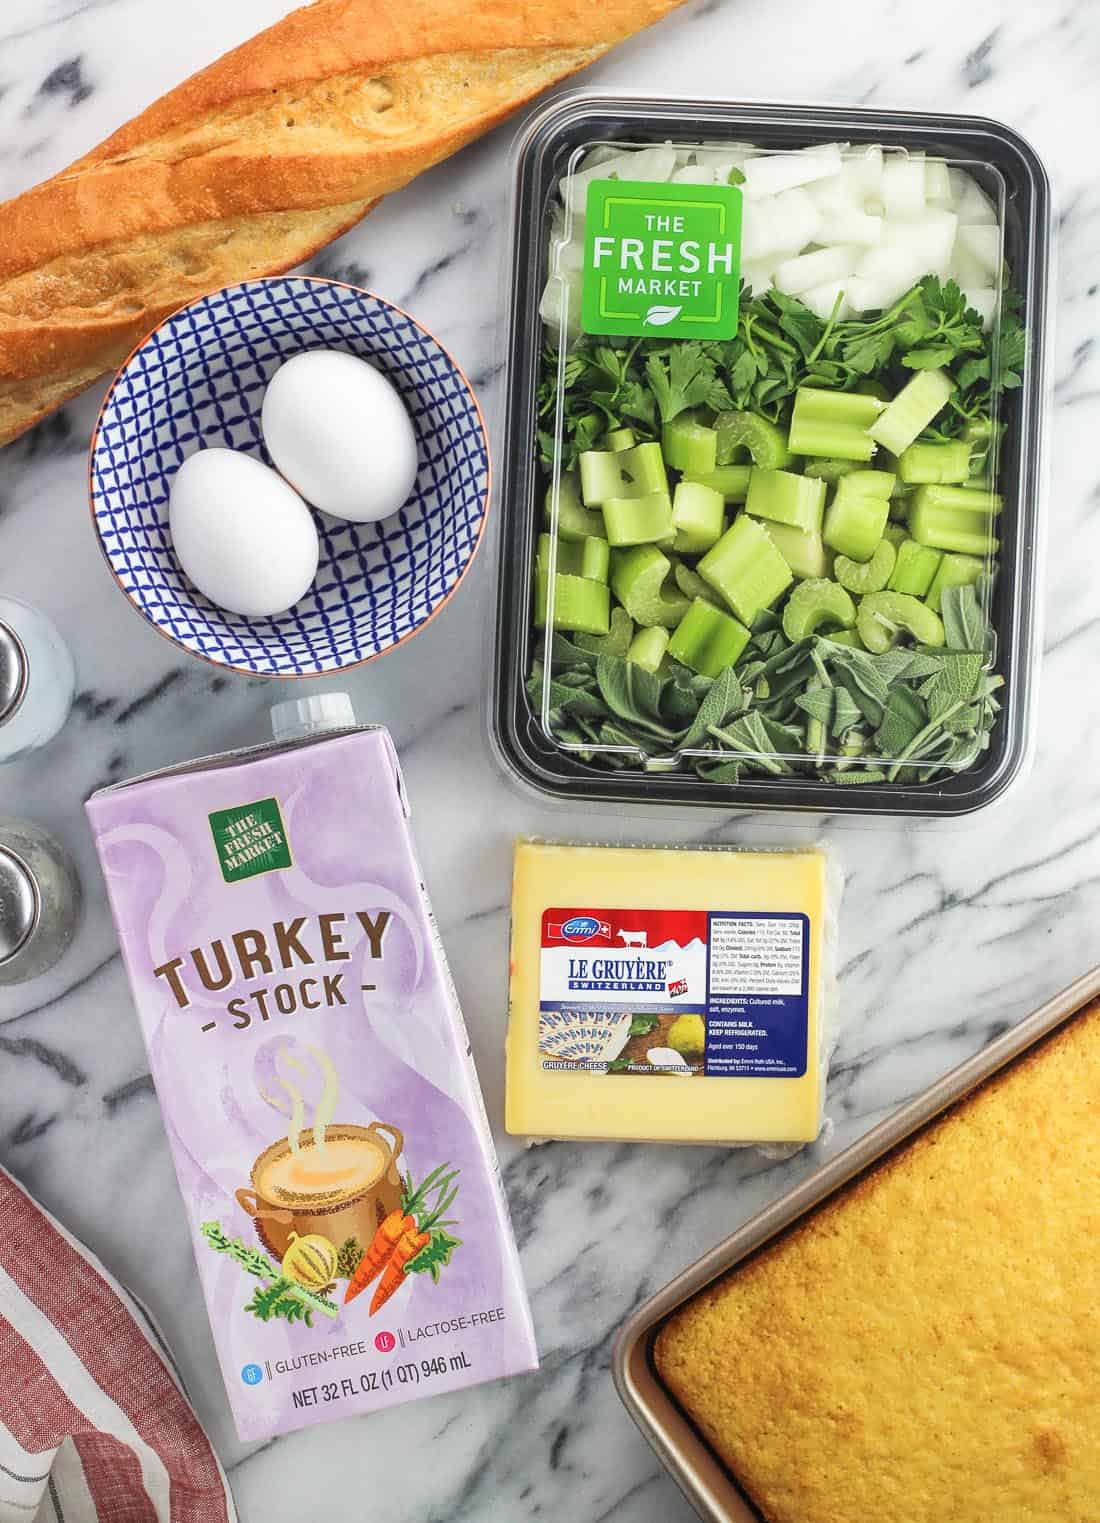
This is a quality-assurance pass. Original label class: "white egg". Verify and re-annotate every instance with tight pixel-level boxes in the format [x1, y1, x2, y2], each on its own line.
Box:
[169, 448, 320, 618]
[261, 349, 419, 523]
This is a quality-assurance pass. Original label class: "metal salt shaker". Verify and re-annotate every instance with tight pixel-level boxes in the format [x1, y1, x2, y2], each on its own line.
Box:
[0, 596, 75, 764]
[0, 817, 82, 987]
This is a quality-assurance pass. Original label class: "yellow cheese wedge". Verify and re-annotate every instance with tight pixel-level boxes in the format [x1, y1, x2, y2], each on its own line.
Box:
[506, 841, 833, 1144]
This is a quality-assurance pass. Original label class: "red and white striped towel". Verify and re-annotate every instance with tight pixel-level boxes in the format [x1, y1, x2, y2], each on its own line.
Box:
[0, 1166, 236, 1523]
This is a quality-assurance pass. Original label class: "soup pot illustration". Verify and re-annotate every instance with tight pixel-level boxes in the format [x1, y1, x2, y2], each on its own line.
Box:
[236, 1121, 403, 1259]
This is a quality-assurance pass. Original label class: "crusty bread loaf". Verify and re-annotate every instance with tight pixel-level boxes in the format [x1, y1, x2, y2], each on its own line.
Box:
[0, 0, 686, 446]
[655, 999, 1100, 1523]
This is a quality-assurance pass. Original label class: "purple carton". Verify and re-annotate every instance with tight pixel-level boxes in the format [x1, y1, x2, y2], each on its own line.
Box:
[86, 705, 537, 1441]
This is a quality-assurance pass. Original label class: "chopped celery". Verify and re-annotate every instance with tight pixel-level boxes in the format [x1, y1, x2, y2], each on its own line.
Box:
[856, 591, 945, 654]
[822, 470, 894, 561]
[926, 552, 984, 613]
[789, 387, 885, 461]
[834, 539, 896, 595]
[673, 562, 726, 609]
[698, 514, 793, 625]
[868, 369, 955, 455]
[883, 522, 909, 547]
[683, 465, 752, 503]
[896, 439, 972, 484]
[579, 441, 667, 505]
[545, 473, 604, 542]
[668, 598, 751, 678]
[534, 568, 611, 635]
[910, 484, 1002, 556]
[715, 411, 793, 469]
[803, 458, 863, 484]
[610, 545, 691, 629]
[888, 482, 916, 522]
[961, 417, 1003, 476]
[824, 628, 866, 650]
[580, 536, 610, 583]
[662, 414, 718, 475]
[575, 605, 633, 657]
[536, 532, 609, 584]
[601, 490, 674, 547]
[601, 427, 636, 451]
[671, 480, 725, 554]
[627, 624, 670, 673]
[745, 467, 826, 533]
[781, 578, 857, 642]
[913, 483, 1003, 516]
[888, 539, 943, 597]
[761, 521, 832, 581]
[580, 451, 625, 507]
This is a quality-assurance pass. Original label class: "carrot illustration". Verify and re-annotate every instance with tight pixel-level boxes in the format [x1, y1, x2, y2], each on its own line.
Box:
[343, 1163, 455, 1305]
[368, 1178, 459, 1316]
[368, 1225, 431, 1315]
[343, 1210, 411, 1304]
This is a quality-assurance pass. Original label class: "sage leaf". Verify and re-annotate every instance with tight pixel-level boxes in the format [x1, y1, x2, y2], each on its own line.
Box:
[681, 667, 746, 750]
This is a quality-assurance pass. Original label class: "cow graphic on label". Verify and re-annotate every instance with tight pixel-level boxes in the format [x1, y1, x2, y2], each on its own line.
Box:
[617, 929, 648, 949]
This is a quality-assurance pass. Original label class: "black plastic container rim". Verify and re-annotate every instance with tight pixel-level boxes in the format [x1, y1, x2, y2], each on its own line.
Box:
[491, 92, 1053, 818]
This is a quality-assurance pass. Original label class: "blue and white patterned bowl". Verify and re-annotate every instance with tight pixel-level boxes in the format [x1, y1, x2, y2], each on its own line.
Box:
[89, 278, 490, 677]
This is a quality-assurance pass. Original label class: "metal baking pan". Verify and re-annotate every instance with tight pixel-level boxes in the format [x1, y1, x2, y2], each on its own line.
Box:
[491, 93, 1053, 816]
[612, 963, 1100, 1522]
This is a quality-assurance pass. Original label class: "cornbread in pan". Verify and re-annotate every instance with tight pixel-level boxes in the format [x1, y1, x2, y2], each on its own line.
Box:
[655, 999, 1100, 1523]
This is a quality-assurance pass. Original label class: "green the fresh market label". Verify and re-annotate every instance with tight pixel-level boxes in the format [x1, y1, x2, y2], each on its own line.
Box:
[581, 179, 742, 339]
[209, 797, 291, 883]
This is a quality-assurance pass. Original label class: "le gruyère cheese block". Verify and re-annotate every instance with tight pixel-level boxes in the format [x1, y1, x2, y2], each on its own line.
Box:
[505, 842, 835, 1143]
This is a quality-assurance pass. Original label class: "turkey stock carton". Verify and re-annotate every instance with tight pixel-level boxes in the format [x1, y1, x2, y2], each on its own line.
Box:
[86, 719, 537, 1440]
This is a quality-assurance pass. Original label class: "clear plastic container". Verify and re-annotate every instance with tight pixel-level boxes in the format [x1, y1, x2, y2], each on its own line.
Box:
[490, 95, 1052, 817]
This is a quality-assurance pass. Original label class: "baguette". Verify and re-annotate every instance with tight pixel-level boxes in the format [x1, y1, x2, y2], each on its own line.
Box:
[0, 0, 687, 446]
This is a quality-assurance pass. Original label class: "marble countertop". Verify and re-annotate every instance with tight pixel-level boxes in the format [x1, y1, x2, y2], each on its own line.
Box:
[1, 1, 1098, 1518]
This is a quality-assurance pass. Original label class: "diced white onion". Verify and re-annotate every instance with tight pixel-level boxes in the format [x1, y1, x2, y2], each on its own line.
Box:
[854, 245, 930, 309]
[692, 144, 753, 170]
[843, 144, 884, 201]
[740, 258, 777, 294]
[552, 240, 585, 275]
[960, 288, 998, 331]
[949, 244, 992, 290]
[562, 145, 677, 214]
[949, 169, 998, 224]
[774, 245, 859, 296]
[957, 223, 1001, 276]
[576, 145, 622, 175]
[845, 275, 897, 314]
[741, 187, 822, 259]
[801, 279, 853, 320]
[543, 141, 1006, 331]
[925, 158, 952, 205]
[818, 208, 884, 246]
[880, 156, 927, 218]
[810, 173, 853, 215]
[539, 272, 582, 340]
[880, 209, 958, 274]
[741, 143, 843, 199]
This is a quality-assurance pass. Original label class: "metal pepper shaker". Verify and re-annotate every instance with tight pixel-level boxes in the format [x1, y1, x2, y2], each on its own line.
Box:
[0, 817, 82, 987]
[0, 596, 75, 764]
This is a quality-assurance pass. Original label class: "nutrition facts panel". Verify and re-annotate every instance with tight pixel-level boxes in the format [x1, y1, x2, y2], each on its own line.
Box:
[709, 914, 805, 997]
[704, 912, 810, 1078]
